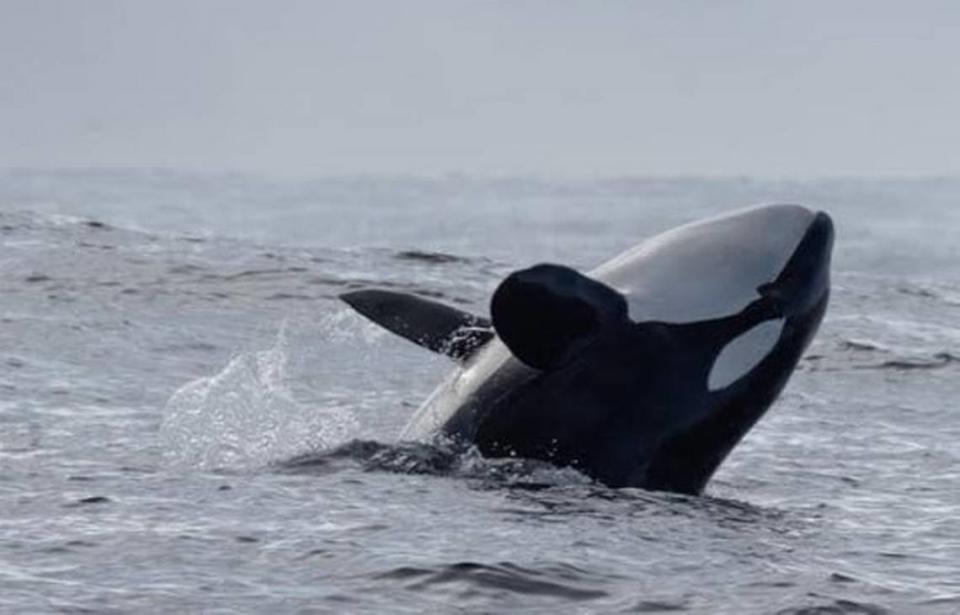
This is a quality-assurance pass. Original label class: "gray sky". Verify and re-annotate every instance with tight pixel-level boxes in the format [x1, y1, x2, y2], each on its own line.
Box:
[2, 0, 959, 178]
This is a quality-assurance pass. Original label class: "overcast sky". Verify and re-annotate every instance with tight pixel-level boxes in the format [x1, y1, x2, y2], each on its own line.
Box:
[2, 1, 959, 178]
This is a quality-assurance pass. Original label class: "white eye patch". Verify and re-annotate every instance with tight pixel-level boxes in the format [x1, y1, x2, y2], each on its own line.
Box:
[708, 319, 785, 391]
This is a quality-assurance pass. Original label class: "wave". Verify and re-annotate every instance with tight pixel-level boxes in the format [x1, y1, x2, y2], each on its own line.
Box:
[393, 249, 472, 265]
[277, 438, 789, 527]
[774, 599, 890, 615]
[372, 560, 613, 602]
[277, 438, 593, 490]
[861, 352, 959, 371]
[801, 337, 959, 373]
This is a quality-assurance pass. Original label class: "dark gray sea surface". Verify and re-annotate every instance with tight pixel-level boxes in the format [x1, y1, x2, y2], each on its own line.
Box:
[1, 171, 958, 613]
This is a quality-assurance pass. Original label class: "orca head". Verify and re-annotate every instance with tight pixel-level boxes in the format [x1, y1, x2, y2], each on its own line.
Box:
[698, 207, 834, 393]
[611, 205, 835, 493]
[585, 204, 831, 390]
[490, 204, 834, 404]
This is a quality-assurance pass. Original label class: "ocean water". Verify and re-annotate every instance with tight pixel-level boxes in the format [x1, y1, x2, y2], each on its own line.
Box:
[1, 170, 958, 614]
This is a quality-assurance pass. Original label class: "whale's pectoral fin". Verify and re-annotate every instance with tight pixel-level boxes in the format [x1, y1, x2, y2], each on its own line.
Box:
[491, 263, 629, 370]
[340, 290, 494, 361]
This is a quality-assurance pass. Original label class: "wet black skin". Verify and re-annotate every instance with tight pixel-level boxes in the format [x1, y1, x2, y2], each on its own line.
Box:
[446, 212, 834, 494]
[468, 293, 827, 493]
[341, 210, 834, 494]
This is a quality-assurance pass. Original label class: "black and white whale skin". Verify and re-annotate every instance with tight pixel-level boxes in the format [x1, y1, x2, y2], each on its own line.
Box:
[342, 204, 833, 494]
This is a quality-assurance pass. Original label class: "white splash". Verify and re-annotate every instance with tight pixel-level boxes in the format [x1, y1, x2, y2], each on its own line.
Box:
[160, 321, 358, 470]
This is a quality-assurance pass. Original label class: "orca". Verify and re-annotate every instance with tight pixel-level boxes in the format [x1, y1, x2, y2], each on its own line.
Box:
[341, 204, 833, 494]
